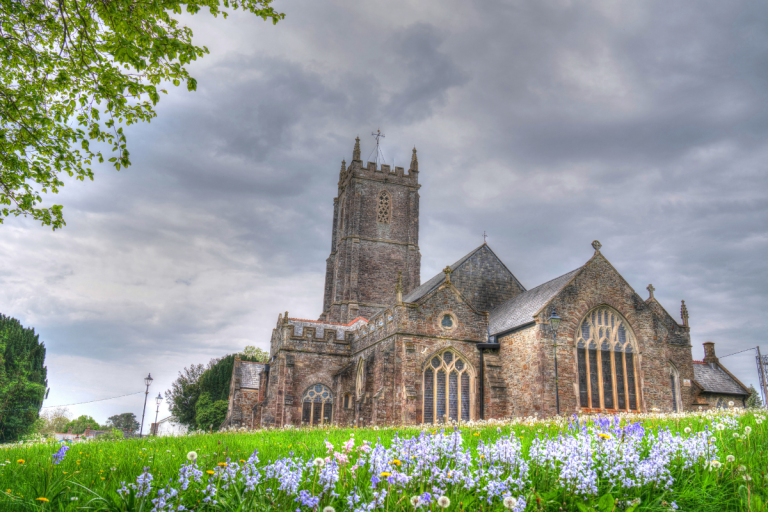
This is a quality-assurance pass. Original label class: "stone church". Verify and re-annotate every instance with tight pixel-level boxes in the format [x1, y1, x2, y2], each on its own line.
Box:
[223, 137, 750, 429]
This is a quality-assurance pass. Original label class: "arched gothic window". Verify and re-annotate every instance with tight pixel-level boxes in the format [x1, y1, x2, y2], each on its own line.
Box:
[576, 306, 640, 411]
[301, 384, 333, 426]
[669, 363, 682, 412]
[423, 349, 473, 424]
[377, 190, 391, 224]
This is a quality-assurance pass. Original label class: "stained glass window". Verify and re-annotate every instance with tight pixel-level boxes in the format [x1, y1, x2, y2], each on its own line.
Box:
[302, 384, 333, 426]
[424, 368, 434, 424]
[576, 306, 640, 411]
[423, 350, 473, 424]
[441, 314, 453, 328]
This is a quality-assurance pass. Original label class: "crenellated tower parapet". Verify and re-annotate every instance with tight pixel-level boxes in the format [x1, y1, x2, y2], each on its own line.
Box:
[320, 136, 422, 323]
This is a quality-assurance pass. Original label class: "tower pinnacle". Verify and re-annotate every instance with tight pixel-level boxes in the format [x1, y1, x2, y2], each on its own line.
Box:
[410, 147, 418, 172]
[353, 137, 361, 161]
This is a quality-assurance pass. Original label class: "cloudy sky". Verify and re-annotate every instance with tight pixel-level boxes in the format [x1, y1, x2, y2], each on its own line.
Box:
[2, 0, 767, 429]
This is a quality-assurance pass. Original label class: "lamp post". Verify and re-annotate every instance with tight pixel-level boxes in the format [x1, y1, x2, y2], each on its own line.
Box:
[549, 308, 562, 416]
[139, 373, 153, 437]
[153, 392, 163, 436]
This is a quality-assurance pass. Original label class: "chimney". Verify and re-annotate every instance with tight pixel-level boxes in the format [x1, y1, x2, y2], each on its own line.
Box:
[86, 424, 91, 437]
[703, 341, 718, 365]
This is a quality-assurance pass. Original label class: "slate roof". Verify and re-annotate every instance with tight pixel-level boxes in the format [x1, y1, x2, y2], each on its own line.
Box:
[489, 267, 582, 335]
[693, 362, 749, 395]
[240, 362, 265, 390]
[403, 244, 520, 303]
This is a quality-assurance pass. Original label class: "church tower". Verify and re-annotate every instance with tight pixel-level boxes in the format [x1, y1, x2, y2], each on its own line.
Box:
[319, 137, 421, 323]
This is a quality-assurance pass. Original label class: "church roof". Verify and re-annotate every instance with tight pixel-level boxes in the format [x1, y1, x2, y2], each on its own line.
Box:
[403, 244, 523, 304]
[239, 361, 265, 390]
[489, 267, 582, 335]
[693, 362, 749, 396]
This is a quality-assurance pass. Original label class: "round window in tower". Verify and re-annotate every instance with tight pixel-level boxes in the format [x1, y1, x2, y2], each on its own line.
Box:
[438, 312, 457, 331]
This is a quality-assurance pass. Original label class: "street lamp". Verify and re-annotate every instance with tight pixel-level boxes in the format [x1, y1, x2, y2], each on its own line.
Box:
[139, 373, 153, 437]
[153, 392, 163, 436]
[549, 308, 562, 416]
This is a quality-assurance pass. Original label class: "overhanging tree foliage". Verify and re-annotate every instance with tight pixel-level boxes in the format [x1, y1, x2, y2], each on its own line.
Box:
[0, 0, 283, 229]
[0, 313, 49, 442]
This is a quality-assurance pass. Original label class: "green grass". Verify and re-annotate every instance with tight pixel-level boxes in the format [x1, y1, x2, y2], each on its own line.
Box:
[0, 410, 766, 511]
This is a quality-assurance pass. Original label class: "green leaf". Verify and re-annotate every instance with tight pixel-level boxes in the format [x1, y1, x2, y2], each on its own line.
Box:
[597, 493, 614, 512]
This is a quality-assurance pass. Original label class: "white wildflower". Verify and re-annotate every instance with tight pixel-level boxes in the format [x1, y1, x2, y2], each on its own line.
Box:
[437, 496, 451, 508]
[187, 451, 198, 462]
[745, 426, 752, 434]
[504, 496, 519, 509]
[726, 455, 735, 462]
[410, 496, 421, 507]
[684, 427, 691, 434]
[313, 458, 325, 468]
[323, 507, 336, 512]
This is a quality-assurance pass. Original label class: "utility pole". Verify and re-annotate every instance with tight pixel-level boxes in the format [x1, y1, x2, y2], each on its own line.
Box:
[758, 346, 768, 407]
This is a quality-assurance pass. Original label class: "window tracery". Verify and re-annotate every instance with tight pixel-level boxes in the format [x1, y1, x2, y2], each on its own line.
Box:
[377, 190, 391, 224]
[423, 349, 472, 424]
[576, 306, 640, 411]
[301, 384, 333, 426]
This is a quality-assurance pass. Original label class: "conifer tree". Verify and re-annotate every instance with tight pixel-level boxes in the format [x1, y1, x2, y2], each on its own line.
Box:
[746, 385, 764, 409]
[0, 314, 49, 441]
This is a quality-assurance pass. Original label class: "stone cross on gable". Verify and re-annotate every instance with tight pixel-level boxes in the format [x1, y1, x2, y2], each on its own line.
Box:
[647, 284, 655, 300]
[483, 231, 488, 243]
[591, 240, 602, 252]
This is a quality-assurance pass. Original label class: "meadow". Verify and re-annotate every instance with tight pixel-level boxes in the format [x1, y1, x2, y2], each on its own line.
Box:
[0, 409, 766, 512]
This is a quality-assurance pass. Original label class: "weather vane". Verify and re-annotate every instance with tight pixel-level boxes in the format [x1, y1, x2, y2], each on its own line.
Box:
[368, 129, 386, 165]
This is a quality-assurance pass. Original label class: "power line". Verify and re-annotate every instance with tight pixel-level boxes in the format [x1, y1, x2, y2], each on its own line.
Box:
[719, 347, 757, 359]
[0, 391, 144, 414]
[41, 391, 144, 409]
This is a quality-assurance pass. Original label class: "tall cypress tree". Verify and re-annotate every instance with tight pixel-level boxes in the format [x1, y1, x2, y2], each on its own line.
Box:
[0, 314, 49, 442]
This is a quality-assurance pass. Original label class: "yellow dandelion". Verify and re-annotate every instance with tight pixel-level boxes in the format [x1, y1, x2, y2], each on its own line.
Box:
[473, 433, 480, 437]
[217, 462, 227, 467]
[36, 497, 49, 502]
[391, 459, 401, 466]
[206, 470, 215, 475]
[380, 472, 391, 477]
[16, 460, 24, 464]
[597, 433, 611, 440]
[239, 459, 245, 463]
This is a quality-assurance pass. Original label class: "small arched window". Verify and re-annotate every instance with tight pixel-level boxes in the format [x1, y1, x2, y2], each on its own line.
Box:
[423, 349, 473, 424]
[377, 190, 391, 224]
[669, 363, 682, 412]
[576, 306, 640, 411]
[301, 384, 333, 426]
[343, 393, 351, 409]
[355, 358, 365, 400]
